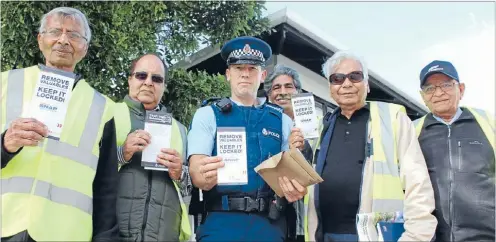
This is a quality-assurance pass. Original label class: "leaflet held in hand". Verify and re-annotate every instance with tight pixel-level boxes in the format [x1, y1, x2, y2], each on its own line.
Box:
[142, 111, 172, 171]
[291, 93, 319, 139]
[25, 65, 76, 140]
[216, 127, 248, 185]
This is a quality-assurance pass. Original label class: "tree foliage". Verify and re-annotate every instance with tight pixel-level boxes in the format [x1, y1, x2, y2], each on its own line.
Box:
[1, 1, 269, 125]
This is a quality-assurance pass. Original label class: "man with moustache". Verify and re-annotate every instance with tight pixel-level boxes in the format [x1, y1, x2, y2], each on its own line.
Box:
[113, 53, 191, 241]
[1, 7, 118, 241]
[297, 50, 437, 242]
[414, 60, 495, 242]
[264, 64, 312, 242]
[187, 36, 307, 241]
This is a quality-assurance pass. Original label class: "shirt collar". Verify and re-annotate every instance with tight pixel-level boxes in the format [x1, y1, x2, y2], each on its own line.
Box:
[230, 97, 267, 108]
[432, 107, 463, 125]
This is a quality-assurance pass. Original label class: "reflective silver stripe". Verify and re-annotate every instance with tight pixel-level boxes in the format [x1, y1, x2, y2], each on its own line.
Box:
[79, 92, 106, 149]
[44, 91, 106, 170]
[1, 176, 34, 195]
[177, 121, 188, 163]
[33, 180, 92, 215]
[45, 139, 99, 170]
[471, 108, 495, 133]
[5, 69, 25, 131]
[372, 198, 403, 212]
[376, 102, 399, 177]
[373, 160, 397, 175]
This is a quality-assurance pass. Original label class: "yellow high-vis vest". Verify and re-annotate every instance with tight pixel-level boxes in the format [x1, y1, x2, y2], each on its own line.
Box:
[113, 102, 192, 242]
[414, 107, 495, 157]
[305, 101, 405, 241]
[1, 65, 115, 241]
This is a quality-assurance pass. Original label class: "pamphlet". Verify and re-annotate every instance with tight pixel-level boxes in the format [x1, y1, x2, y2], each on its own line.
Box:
[357, 212, 405, 242]
[216, 127, 248, 185]
[291, 93, 319, 139]
[141, 111, 172, 171]
[25, 65, 76, 140]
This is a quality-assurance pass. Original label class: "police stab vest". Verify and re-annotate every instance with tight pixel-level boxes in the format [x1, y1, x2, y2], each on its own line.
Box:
[204, 100, 283, 200]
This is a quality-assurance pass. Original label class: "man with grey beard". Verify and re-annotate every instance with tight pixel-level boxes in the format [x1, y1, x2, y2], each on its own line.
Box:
[264, 64, 313, 242]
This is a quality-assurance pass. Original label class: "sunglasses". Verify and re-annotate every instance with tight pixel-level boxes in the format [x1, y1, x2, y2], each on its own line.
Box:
[329, 71, 364, 85]
[132, 72, 165, 84]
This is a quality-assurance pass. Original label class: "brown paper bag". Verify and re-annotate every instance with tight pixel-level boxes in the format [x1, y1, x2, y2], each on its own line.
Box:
[254, 148, 324, 197]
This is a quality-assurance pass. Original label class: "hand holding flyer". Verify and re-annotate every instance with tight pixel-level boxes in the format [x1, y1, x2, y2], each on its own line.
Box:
[216, 127, 248, 185]
[141, 111, 172, 171]
[24, 65, 76, 140]
[291, 93, 319, 139]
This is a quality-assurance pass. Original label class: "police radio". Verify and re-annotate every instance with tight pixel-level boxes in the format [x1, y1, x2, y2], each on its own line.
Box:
[201, 97, 232, 113]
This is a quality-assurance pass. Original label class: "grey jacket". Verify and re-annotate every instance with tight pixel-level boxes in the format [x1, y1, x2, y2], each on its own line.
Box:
[116, 96, 191, 242]
[416, 108, 495, 242]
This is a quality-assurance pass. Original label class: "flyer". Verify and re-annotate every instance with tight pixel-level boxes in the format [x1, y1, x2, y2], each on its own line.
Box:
[216, 127, 248, 185]
[291, 92, 319, 139]
[25, 65, 76, 140]
[141, 111, 172, 171]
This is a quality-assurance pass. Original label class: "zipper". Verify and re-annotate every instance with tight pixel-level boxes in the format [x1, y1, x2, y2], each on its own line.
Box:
[447, 125, 454, 242]
[141, 170, 153, 241]
[458, 141, 462, 170]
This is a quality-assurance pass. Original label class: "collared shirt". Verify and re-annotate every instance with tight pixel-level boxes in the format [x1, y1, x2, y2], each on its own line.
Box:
[432, 108, 463, 125]
[187, 97, 292, 158]
[320, 105, 370, 234]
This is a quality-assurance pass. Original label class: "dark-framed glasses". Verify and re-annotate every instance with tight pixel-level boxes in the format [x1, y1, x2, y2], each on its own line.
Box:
[41, 29, 87, 42]
[132, 71, 165, 84]
[329, 71, 364, 85]
[422, 81, 457, 94]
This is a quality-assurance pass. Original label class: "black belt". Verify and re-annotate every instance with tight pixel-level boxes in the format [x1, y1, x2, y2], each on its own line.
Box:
[207, 196, 270, 213]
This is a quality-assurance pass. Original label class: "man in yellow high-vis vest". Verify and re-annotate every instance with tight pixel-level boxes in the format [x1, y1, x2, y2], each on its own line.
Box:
[1, 7, 118, 242]
[114, 53, 191, 242]
[296, 50, 437, 242]
[414, 60, 495, 242]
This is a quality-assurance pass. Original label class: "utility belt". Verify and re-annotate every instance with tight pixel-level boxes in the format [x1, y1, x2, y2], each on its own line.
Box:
[204, 193, 287, 220]
[206, 195, 271, 213]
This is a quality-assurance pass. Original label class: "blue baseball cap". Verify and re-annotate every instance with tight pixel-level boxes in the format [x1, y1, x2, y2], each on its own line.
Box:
[419, 60, 459, 87]
[220, 36, 272, 66]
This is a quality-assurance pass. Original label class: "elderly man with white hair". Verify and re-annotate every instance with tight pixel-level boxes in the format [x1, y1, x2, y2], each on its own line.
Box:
[1, 7, 118, 242]
[291, 51, 437, 242]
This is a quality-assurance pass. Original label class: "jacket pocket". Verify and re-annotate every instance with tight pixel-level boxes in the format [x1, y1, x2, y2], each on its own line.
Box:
[116, 171, 135, 236]
[456, 138, 492, 174]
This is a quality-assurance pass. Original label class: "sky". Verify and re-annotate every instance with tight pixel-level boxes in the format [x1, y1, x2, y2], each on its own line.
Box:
[264, 1, 495, 113]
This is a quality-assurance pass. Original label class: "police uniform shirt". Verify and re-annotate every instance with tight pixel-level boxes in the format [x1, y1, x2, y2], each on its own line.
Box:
[187, 97, 292, 158]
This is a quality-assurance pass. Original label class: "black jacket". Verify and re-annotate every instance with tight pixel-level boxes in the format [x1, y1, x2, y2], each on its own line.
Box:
[417, 108, 495, 242]
[1, 119, 119, 242]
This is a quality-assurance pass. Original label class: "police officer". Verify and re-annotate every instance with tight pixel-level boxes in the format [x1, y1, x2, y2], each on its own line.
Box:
[187, 36, 307, 241]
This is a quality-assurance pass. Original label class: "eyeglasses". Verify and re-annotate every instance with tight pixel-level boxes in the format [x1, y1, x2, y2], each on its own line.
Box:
[422, 81, 457, 95]
[132, 71, 165, 84]
[41, 29, 87, 42]
[328, 71, 364, 85]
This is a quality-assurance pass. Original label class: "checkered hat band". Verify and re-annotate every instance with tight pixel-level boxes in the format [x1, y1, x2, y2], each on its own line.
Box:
[228, 48, 265, 62]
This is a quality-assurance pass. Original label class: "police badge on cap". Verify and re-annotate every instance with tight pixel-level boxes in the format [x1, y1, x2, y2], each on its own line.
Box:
[220, 36, 272, 66]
